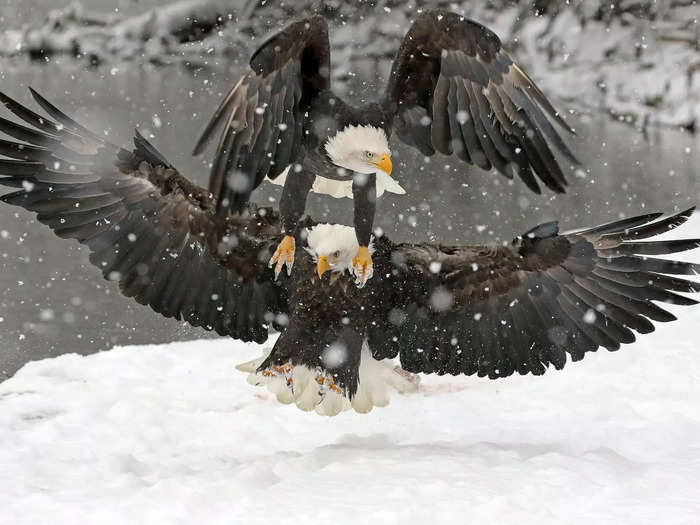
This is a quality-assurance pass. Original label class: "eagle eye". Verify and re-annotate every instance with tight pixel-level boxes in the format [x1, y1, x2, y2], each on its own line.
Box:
[333, 250, 341, 258]
[364, 151, 374, 159]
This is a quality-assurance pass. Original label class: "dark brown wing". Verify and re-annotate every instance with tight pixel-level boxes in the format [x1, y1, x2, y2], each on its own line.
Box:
[385, 9, 577, 194]
[0, 89, 288, 343]
[193, 15, 331, 216]
[371, 208, 699, 377]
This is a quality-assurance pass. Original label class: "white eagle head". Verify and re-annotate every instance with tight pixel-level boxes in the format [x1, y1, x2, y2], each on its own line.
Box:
[305, 223, 374, 279]
[325, 125, 392, 176]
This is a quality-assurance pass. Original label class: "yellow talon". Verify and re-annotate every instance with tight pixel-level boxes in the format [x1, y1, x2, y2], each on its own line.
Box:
[260, 361, 293, 387]
[316, 374, 343, 394]
[269, 235, 295, 280]
[352, 245, 373, 288]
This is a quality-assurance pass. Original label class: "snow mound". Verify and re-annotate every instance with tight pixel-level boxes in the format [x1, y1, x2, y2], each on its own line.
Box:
[1, 303, 699, 523]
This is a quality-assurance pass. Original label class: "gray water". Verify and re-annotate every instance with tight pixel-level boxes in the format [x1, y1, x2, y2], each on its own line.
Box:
[0, 60, 698, 379]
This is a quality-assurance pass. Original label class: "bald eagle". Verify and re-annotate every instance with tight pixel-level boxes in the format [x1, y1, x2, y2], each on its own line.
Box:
[193, 10, 578, 287]
[1, 89, 698, 415]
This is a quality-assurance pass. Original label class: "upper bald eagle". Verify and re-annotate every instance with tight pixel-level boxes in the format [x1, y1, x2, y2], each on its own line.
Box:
[193, 10, 578, 287]
[1, 89, 697, 416]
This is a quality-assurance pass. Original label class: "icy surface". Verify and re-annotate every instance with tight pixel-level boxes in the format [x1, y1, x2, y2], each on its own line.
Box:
[1, 216, 699, 523]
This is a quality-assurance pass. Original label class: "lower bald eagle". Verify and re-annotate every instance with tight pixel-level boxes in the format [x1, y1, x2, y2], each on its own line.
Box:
[1, 90, 698, 415]
[193, 10, 578, 287]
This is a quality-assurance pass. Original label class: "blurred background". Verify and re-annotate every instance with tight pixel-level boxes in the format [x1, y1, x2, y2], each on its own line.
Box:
[0, 0, 698, 379]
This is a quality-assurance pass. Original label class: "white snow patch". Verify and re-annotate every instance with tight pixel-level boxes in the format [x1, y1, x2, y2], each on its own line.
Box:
[1, 306, 698, 523]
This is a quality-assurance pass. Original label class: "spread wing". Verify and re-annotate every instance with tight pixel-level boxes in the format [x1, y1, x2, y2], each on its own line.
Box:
[193, 15, 331, 216]
[371, 208, 699, 377]
[0, 89, 289, 342]
[385, 9, 577, 194]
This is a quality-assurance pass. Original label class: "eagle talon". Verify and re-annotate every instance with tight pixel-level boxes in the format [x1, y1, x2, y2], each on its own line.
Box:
[261, 361, 294, 387]
[352, 245, 373, 288]
[315, 369, 344, 396]
[269, 235, 295, 280]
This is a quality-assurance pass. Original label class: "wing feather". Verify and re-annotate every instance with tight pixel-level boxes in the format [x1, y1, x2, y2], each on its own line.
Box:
[378, 208, 699, 377]
[0, 90, 289, 343]
[455, 80, 483, 166]
[193, 16, 330, 216]
[386, 9, 576, 194]
[431, 74, 452, 154]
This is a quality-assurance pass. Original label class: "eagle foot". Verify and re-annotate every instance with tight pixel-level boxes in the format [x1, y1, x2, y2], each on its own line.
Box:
[352, 245, 373, 288]
[260, 361, 293, 387]
[315, 370, 344, 395]
[268, 235, 295, 280]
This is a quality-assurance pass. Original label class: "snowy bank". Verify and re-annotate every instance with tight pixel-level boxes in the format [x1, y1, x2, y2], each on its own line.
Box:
[509, 2, 700, 130]
[1, 0, 698, 130]
[1, 306, 699, 523]
[0, 0, 247, 63]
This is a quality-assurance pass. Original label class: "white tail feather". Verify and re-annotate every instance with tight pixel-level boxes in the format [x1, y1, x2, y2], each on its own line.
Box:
[236, 341, 420, 416]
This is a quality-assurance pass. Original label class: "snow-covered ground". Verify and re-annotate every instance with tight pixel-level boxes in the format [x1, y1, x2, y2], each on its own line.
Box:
[1, 215, 699, 524]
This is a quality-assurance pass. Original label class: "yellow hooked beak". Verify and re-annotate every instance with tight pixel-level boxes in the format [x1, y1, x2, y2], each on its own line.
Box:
[317, 255, 331, 279]
[372, 153, 392, 175]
